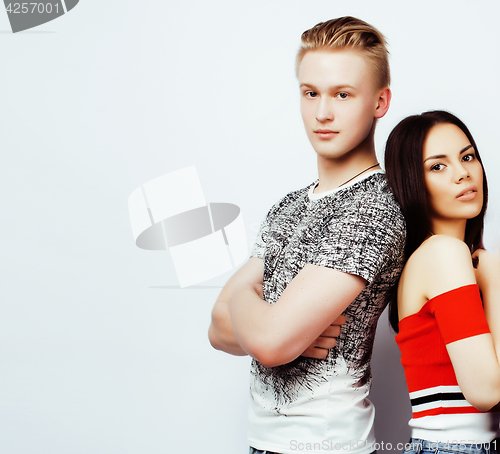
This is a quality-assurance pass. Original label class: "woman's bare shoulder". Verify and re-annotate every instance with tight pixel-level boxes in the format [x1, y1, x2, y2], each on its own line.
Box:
[409, 235, 476, 299]
[417, 234, 471, 257]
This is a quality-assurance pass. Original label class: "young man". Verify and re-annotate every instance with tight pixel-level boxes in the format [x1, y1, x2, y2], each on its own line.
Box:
[209, 17, 405, 454]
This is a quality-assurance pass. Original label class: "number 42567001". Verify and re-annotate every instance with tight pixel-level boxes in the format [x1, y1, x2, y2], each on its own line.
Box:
[5, 3, 60, 13]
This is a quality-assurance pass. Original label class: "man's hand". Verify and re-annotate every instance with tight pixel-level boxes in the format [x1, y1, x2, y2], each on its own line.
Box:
[301, 315, 346, 359]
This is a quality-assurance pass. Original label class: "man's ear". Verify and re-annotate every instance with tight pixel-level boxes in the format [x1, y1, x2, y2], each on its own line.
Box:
[374, 87, 391, 119]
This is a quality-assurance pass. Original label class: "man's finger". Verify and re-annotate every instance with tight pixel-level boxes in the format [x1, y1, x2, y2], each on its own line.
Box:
[332, 314, 346, 325]
[314, 337, 336, 349]
[321, 325, 341, 337]
[301, 346, 329, 360]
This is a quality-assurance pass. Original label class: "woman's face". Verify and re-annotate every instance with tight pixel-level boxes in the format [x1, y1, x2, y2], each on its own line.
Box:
[423, 122, 484, 226]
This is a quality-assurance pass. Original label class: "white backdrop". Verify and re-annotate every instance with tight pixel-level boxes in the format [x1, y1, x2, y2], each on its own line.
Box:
[1, 1, 500, 453]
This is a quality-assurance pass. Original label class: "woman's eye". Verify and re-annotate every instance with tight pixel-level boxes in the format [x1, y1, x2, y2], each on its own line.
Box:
[462, 153, 475, 162]
[430, 164, 445, 172]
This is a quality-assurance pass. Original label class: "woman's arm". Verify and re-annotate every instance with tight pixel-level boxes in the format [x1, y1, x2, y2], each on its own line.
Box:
[421, 236, 500, 411]
[449, 248, 500, 410]
[472, 248, 500, 353]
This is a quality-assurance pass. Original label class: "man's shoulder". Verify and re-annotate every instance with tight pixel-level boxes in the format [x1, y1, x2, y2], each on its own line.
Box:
[279, 181, 316, 200]
[344, 173, 404, 220]
[349, 172, 394, 198]
[266, 181, 315, 213]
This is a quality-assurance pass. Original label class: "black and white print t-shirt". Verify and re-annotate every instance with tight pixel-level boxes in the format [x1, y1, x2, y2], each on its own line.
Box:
[247, 171, 406, 454]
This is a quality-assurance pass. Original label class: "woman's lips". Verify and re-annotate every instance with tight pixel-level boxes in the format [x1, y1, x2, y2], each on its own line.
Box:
[456, 187, 477, 201]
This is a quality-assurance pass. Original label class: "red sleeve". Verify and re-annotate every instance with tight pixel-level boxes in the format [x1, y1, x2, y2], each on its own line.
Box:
[428, 284, 490, 345]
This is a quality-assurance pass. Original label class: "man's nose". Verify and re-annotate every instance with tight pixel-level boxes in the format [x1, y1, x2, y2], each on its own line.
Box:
[316, 98, 334, 122]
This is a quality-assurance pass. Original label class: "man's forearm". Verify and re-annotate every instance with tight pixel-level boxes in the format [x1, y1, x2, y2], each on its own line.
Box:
[229, 283, 303, 366]
[208, 299, 248, 356]
[229, 264, 366, 367]
[208, 258, 265, 356]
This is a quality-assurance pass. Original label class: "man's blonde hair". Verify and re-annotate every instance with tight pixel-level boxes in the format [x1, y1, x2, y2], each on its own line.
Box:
[296, 16, 390, 89]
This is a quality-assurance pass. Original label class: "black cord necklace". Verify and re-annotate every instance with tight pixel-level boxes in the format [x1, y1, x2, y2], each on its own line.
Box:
[338, 163, 380, 187]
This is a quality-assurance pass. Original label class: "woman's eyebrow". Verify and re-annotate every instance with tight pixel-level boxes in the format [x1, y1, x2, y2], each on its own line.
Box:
[424, 144, 473, 162]
[459, 144, 473, 155]
[424, 154, 446, 162]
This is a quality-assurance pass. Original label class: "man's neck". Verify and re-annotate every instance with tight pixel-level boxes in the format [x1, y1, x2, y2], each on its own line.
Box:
[315, 149, 379, 194]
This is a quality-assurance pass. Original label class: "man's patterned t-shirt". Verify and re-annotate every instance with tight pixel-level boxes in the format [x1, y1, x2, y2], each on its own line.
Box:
[247, 171, 406, 454]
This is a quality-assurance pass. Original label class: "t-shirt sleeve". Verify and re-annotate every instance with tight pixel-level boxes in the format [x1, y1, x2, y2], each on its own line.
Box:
[310, 192, 405, 283]
[428, 284, 490, 345]
[249, 188, 306, 261]
[250, 216, 269, 260]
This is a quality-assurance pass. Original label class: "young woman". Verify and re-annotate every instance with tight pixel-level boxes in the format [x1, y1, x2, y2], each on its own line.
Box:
[384, 110, 500, 453]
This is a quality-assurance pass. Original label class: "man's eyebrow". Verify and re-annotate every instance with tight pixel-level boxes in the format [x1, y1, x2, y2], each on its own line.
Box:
[299, 83, 356, 90]
[424, 144, 473, 163]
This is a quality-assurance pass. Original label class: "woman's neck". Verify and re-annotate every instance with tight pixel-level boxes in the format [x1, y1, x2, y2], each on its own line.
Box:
[429, 218, 467, 242]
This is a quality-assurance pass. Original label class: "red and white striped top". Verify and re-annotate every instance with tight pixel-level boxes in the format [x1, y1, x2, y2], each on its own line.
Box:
[396, 285, 500, 443]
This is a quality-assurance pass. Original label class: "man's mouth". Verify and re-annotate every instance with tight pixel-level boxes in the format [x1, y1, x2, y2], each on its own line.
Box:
[314, 129, 338, 138]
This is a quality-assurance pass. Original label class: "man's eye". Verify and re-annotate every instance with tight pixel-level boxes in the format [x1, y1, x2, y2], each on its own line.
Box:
[336, 92, 348, 99]
[306, 91, 318, 98]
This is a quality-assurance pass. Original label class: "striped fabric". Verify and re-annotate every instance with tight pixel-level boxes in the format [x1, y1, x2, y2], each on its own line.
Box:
[409, 385, 476, 419]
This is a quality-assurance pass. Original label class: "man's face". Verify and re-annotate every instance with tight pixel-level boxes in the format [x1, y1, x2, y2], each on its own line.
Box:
[298, 49, 385, 161]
